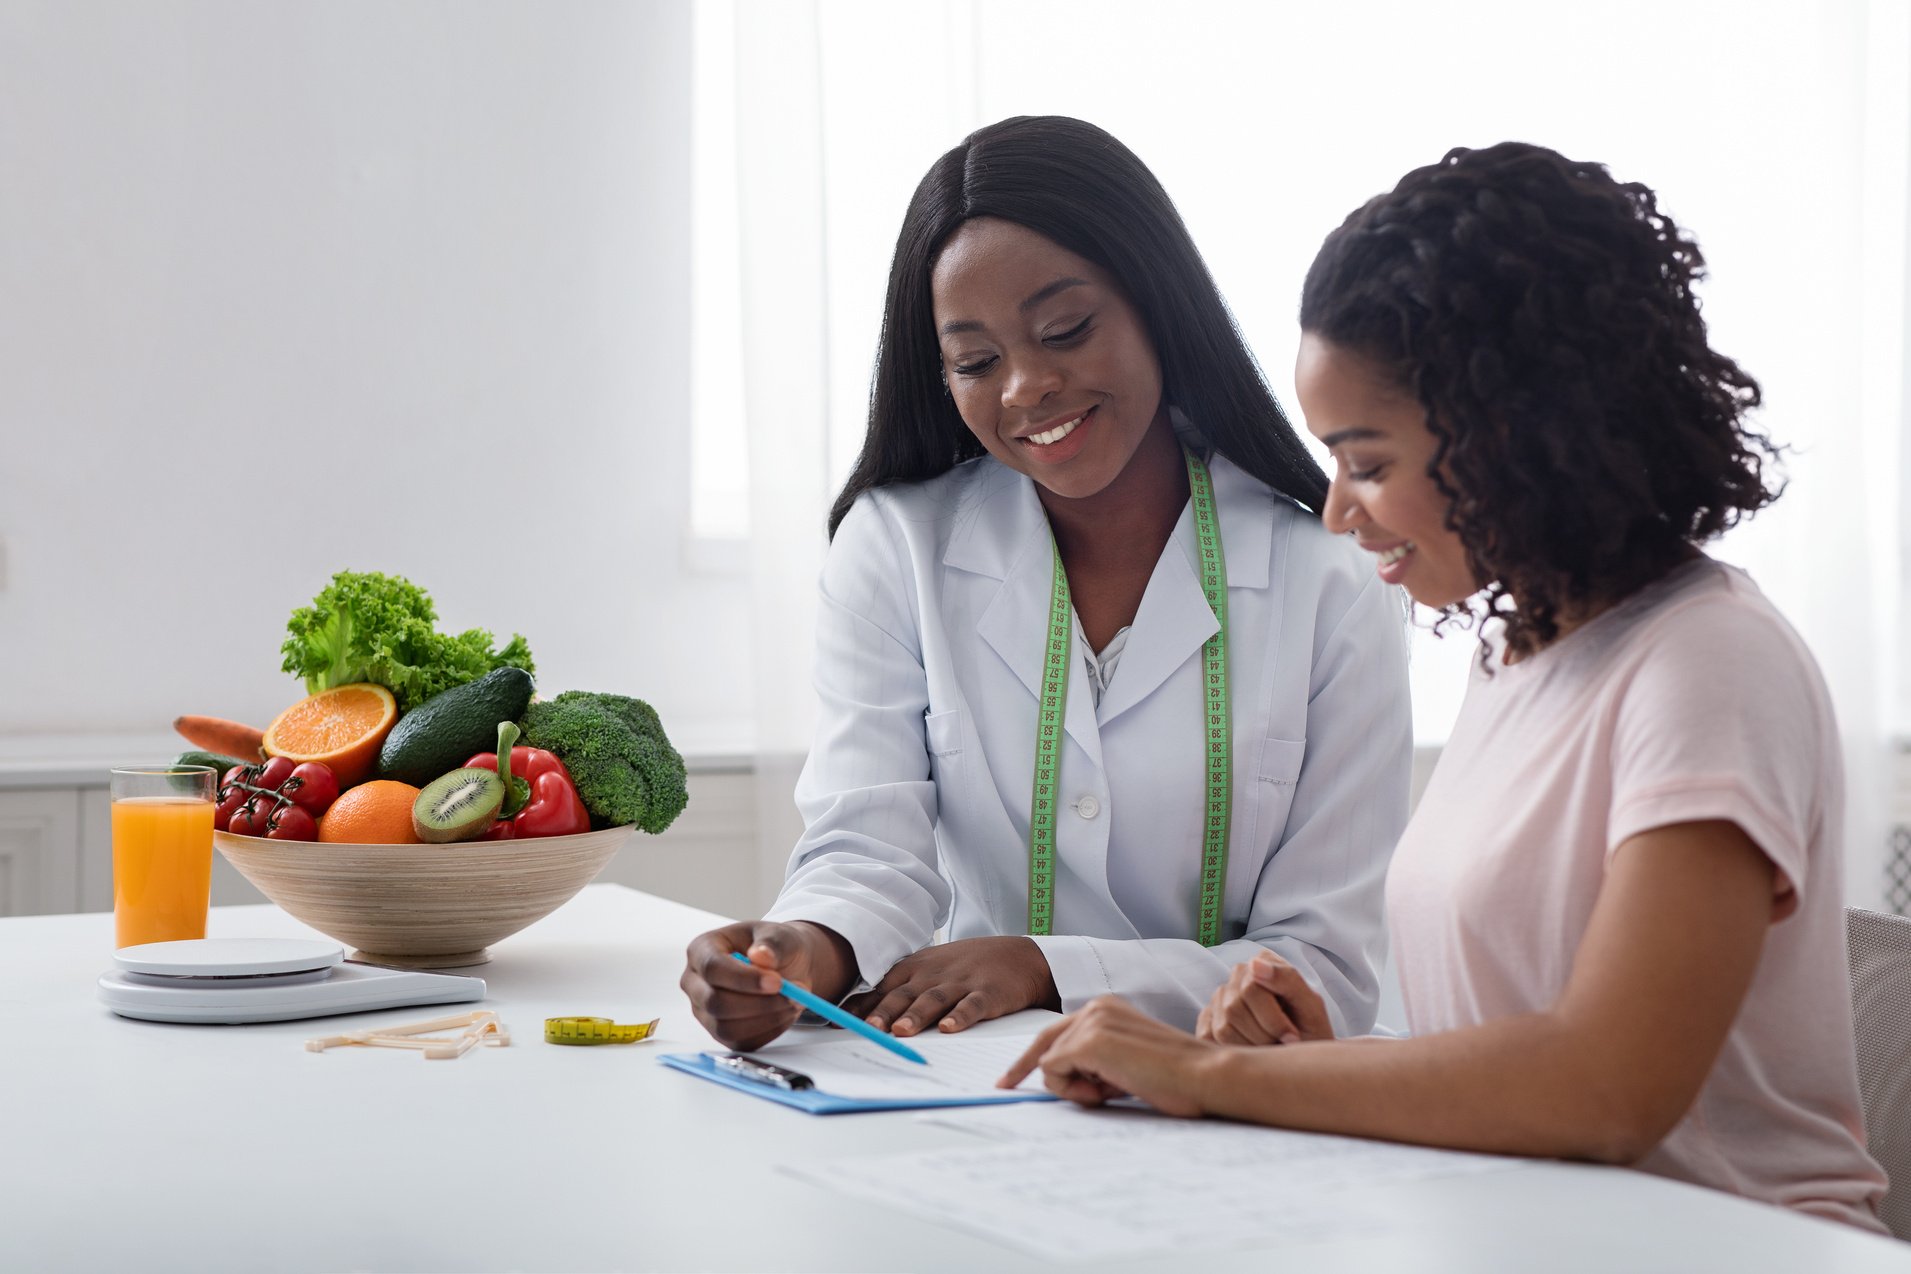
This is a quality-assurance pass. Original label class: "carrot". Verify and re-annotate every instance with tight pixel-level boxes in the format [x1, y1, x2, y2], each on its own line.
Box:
[173, 715, 266, 761]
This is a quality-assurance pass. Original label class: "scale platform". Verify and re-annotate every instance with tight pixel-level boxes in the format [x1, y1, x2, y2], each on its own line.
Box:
[99, 938, 487, 1024]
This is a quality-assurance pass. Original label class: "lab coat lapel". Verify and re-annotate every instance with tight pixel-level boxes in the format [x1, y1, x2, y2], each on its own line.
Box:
[1095, 452, 1273, 728]
[949, 466, 1105, 770]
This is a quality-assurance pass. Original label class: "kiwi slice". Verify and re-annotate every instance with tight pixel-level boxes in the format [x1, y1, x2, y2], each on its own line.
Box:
[412, 767, 507, 843]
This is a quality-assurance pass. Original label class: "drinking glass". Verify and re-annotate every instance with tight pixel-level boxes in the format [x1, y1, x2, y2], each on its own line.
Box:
[111, 766, 217, 948]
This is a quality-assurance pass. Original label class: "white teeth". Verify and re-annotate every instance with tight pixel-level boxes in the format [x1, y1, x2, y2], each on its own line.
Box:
[1027, 414, 1084, 446]
[1376, 543, 1414, 565]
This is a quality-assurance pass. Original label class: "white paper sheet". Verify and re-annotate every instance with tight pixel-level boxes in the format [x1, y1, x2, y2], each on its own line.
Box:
[732, 1031, 1049, 1100]
[785, 1105, 1523, 1262]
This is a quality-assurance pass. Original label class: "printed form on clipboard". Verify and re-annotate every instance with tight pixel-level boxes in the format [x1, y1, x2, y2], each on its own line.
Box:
[660, 1026, 1059, 1114]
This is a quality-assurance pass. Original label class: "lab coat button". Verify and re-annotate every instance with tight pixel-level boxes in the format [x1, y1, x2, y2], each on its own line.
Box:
[1075, 795, 1100, 819]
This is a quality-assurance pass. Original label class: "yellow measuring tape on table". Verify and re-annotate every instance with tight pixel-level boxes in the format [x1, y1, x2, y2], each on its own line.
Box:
[543, 1016, 661, 1046]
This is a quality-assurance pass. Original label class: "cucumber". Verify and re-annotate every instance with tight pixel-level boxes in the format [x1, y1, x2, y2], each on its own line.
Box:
[376, 667, 535, 787]
[174, 750, 251, 778]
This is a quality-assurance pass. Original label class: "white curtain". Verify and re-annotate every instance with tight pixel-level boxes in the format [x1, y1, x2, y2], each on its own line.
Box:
[732, 0, 831, 910]
[728, 0, 987, 909]
[722, 0, 1910, 910]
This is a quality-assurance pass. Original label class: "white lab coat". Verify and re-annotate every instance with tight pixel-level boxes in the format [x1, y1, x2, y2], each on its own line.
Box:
[765, 447, 1411, 1033]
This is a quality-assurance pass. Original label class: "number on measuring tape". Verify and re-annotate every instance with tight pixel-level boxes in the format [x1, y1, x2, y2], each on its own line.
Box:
[1025, 447, 1233, 946]
[543, 1016, 661, 1046]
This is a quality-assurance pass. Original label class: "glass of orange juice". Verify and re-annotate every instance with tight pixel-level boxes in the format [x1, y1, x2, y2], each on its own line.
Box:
[111, 766, 218, 948]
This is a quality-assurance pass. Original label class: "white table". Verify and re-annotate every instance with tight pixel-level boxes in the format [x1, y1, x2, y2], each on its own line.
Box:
[1, 884, 1904, 1273]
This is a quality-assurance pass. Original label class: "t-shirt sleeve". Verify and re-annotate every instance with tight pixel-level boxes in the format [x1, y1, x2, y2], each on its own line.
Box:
[1605, 595, 1831, 907]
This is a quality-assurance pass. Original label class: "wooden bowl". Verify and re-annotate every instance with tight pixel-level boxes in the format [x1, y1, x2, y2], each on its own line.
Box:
[213, 825, 635, 968]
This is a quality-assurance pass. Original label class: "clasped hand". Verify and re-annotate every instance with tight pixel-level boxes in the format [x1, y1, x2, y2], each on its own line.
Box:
[1195, 949, 1336, 1046]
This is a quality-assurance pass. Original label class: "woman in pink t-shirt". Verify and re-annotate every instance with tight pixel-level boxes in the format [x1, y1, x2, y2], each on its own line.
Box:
[1003, 142, 1889, 1232]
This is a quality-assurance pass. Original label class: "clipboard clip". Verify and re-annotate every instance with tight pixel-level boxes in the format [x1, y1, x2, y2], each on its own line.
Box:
[717, 1053, 814, 1090]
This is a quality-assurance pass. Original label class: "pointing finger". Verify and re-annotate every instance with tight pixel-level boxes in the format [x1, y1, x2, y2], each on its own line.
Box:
[1000, 1017, 1069, 1087]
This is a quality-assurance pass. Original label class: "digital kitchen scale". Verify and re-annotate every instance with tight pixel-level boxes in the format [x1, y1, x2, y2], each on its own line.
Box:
[99, 938, 487, 1024]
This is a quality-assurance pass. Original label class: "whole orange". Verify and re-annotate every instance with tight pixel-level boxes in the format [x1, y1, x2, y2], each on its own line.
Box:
[317, 780, 423, 845]
[263, 683, 398, 788]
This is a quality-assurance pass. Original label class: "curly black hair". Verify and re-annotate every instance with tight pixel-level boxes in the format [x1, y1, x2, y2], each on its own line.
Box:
[1299, 142, 1783, 659]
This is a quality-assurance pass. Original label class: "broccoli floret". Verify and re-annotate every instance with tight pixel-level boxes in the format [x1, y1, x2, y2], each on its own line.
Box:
[520, 691, 688, 835]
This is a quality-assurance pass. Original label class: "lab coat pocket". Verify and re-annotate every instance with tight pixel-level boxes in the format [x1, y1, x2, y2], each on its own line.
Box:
[924, 709, 964, 789]
[923, 707, 986, 923]
[924, 708, 964, 757]
[1254, 736, 1308, 848]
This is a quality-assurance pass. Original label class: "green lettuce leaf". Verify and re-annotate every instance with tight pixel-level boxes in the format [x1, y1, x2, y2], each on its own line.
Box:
[280, 571, 534, 714]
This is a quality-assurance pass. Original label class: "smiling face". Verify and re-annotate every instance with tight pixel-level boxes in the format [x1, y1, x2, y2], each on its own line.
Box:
[930, 217, 1170, 502]
[1294, 332, 1479, 608]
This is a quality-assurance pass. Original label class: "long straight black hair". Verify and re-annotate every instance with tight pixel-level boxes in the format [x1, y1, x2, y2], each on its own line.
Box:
[828, 115, 1327, 537]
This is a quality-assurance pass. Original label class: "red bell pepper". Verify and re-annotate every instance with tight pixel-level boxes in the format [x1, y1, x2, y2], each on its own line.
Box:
[466, 738, 591, 840]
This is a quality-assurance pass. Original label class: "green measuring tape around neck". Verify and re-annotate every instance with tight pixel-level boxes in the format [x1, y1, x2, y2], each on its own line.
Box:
[1027, 446, 1233, 947]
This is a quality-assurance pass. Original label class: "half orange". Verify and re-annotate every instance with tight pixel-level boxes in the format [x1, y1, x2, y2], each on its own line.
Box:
[262, 683, 399, 788]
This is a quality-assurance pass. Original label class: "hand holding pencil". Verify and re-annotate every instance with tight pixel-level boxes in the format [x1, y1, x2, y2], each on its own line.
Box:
[729, 952, 928, 1064]
[680, 918, 860, 1052]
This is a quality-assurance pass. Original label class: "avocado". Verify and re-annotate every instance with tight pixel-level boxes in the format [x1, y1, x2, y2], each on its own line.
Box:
[376, 667, 535, 786]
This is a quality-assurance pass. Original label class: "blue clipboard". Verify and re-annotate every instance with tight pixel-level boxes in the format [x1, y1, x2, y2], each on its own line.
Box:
[658, 1051, 1057, 1115]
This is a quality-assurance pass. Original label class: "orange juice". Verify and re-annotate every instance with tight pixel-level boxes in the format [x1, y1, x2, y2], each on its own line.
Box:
[112, 796, 215, 948]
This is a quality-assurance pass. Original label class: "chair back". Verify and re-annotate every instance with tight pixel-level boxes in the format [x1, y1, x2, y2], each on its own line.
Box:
[1848, 905, 1911, 1239]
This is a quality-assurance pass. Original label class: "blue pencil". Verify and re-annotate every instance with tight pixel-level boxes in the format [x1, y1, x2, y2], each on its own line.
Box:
[730, 952, 928, 1065]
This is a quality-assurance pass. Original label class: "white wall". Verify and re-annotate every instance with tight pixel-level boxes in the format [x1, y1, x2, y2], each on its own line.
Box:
[0, 1, 751, 752]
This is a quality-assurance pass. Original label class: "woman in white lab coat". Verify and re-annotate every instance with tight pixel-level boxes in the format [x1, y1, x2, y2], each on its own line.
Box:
[681, 116, 1411, 1051]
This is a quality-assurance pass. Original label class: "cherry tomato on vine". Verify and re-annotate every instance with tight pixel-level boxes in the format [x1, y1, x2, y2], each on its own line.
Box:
[264, 803, 317, 841]
[256, 756, 296, 790]
[229, 794, 278, 838]
[280, 762, 339, 814]
[214, 785, 250, 832]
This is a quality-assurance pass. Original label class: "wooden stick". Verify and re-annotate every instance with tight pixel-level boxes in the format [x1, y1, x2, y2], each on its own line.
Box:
[422, 1032, 484, 1061]
[361, 1011, 495, 1038]
[305, 1011, 506, 1058]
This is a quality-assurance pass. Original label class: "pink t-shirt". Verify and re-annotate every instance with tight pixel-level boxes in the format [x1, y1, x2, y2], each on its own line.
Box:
[1388, 558, 1888, 1233]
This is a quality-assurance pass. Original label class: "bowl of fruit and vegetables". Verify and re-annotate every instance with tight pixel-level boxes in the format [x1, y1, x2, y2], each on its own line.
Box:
[195, 571, 689, 968]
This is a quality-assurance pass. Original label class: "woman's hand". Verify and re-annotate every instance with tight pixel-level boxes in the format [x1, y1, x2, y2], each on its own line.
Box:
[1195, 950, 1337, 1046]
[998, 996, 1223, 1117]
[681, 919, 855, 1051]
[841, 936, 1060, 1036]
